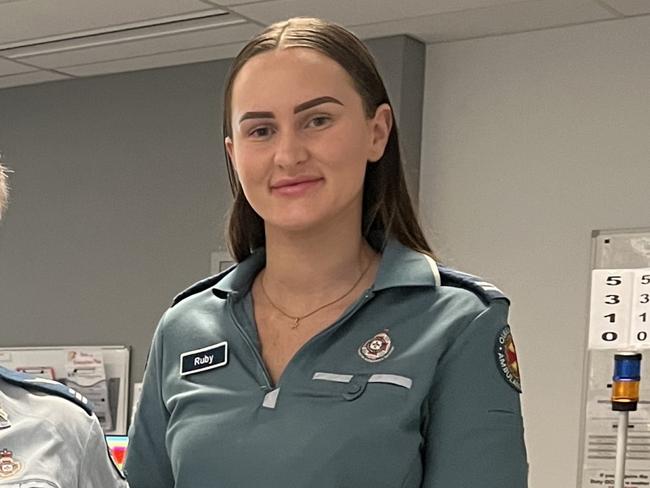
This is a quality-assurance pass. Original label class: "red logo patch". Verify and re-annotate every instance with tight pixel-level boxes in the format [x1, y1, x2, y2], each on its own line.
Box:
[359, 331, 393, 362]
[495, 326, 521, 393]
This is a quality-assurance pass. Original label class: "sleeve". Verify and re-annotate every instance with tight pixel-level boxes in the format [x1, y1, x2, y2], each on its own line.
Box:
[421, 300, 529, 487]
[78, 415, 129, 488]
[124, 312, 175, 488]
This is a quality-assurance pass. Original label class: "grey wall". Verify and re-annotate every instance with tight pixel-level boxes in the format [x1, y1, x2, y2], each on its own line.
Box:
[0, 59, 233, 379]
[420, 15, 650, 488]
[0, 36, 424, 386]
[368, 35, 425, 205]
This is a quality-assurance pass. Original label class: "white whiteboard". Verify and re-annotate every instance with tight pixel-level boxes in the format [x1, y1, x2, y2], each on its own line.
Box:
[0, 345, 130, 435]
[578, 228, 650, 488]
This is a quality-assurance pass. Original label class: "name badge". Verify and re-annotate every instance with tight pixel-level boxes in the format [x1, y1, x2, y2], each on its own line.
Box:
[179, 342, 228, 377]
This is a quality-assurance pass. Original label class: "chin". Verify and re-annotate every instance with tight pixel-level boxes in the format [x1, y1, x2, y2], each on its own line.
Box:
[265, 213, 329, 234]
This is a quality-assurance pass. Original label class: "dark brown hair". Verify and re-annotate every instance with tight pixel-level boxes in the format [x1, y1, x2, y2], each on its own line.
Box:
[222, 17, 432, 261]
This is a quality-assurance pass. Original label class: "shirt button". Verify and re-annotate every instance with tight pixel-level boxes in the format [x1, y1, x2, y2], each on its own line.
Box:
[343, 378, 367, 401]
[348, 384, 363, 394]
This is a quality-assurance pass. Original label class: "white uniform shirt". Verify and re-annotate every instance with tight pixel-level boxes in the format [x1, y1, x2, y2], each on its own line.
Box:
[0, 375, 128, 488]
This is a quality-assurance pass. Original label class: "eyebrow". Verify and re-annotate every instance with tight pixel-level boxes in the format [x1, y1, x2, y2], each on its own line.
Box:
[295, 96, 343, 113]
[238, 96, 343, 124]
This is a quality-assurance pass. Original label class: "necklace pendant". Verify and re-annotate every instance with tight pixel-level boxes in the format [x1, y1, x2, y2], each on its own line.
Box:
[292, 317, 300, 329]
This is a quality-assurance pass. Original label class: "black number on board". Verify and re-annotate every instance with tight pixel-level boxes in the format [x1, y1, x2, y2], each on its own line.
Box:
[607, 276, 622, 286]
[602, 331, 618, 342]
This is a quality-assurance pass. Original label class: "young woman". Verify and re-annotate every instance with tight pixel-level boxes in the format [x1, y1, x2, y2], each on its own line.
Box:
[125, 17, 528, 487]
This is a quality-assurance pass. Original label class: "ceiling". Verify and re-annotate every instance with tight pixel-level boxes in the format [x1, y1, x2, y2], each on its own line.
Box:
[0, 0, 647, 90]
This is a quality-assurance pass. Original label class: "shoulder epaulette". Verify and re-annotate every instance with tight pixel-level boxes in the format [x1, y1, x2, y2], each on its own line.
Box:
[172, 264, 236, 307]
[438, 266, 509, 304]
[0, 366, 93, 415]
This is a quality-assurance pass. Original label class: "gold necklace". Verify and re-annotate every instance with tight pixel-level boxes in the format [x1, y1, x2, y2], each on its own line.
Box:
[260, 256, 374, 329]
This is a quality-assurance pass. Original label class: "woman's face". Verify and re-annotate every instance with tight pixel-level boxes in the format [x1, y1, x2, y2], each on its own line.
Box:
[225, 47, 391, 235]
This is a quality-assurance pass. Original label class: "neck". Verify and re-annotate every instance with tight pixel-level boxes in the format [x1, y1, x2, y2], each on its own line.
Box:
[263, 222, 375, 298]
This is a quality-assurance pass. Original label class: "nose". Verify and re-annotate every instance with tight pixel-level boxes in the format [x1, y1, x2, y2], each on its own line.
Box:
[272, 128, 308, 168]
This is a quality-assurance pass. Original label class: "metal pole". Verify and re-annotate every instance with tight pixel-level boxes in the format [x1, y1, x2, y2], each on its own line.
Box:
[611, 352, 642, 488]
[614, 410, 629, 488]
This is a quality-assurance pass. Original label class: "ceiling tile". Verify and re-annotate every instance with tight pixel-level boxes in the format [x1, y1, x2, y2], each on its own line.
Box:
[11, 22, 259, 69]
[231, 0, 526, 27]
[0, 56, 35, 75]
[0, 70, 70, 89]
[57, 42, 244, 77]
[350, 0, 615, 43]
[0, 0, 216, 44]
[599, 0, 650, 15]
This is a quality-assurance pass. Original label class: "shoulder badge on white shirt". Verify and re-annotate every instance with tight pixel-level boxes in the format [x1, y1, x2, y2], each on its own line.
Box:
[0, 405, 10, 430]
[0, 449, 22, 479]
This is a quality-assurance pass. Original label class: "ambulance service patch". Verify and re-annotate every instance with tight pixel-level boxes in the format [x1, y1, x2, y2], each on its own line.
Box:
[359, 331, 393, 362]
[495, 326, 521, 393]
[0, 449, 22, 478]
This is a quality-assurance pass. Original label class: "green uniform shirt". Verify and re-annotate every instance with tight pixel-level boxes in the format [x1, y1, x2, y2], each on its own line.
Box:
[125, 239, 528, 487]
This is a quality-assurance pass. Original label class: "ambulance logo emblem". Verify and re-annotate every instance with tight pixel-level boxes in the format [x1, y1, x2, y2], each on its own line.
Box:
[495, 326, 521, 393]
[359, 331, 393, 362]
[0, 449, 22, 478]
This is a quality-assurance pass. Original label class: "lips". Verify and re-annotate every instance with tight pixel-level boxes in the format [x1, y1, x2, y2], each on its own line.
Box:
[270, 176, 323, 196]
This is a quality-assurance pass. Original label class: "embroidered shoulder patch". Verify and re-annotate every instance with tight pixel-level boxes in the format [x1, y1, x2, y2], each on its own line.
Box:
[0, 449, 22, 478]
[495, 326, 522, 393]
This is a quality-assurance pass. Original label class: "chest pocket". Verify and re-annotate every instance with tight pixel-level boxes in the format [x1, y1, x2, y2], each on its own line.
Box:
[312, 371, 412, 401]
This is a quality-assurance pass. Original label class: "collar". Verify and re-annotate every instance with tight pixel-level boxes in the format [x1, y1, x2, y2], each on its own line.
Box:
[372, 238, 440, 291]
[211, 238, 440, 299]
[212, 248, 266, 299]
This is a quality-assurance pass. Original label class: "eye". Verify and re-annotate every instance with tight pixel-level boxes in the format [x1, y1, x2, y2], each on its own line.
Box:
[248, 126, 273, 139]
[306, 115, 332, 129]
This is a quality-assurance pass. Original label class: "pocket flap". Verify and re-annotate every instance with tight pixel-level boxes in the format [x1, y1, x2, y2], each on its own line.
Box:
[312, 372, 412, 389]
[368, 374, 412, 389]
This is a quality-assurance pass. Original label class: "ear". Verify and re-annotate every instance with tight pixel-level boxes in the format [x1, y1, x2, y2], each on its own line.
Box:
[225, 136, 236, 171]
[367, 103, 393, 163]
